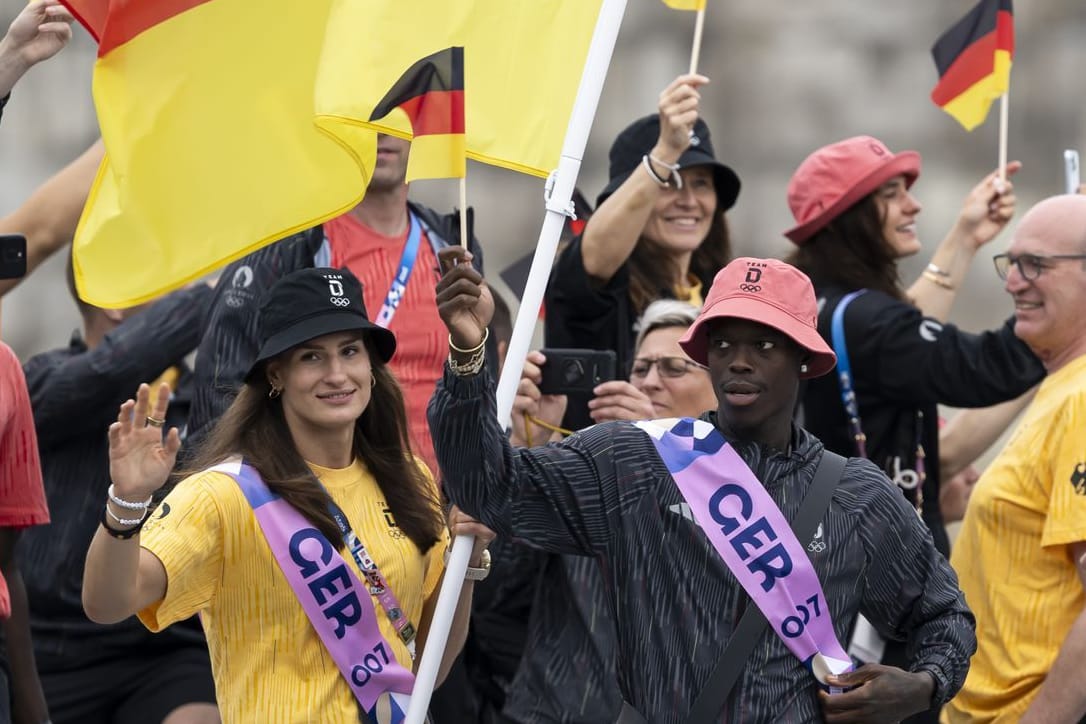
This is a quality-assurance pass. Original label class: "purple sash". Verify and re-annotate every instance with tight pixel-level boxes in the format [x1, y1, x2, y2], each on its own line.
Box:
[215, 460, 414, 723]
[635, 419, 852, 685]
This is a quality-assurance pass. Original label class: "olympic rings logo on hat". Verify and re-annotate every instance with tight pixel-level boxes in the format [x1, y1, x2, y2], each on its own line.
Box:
[329, 296, 351, 307]
[739, 284, 761, 293]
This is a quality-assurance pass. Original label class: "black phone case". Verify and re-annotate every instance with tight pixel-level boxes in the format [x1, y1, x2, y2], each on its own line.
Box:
[538, 348, 617, 395]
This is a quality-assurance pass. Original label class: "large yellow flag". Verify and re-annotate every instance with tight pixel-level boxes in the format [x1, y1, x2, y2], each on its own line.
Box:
[315, 0, 603, 179]
[660, 0, 706, 10]
[63, 0, 375, 308]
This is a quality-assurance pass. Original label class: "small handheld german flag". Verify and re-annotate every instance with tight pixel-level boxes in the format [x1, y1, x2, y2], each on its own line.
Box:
[930, 0, 1014, 131]
[370, 46, 465, 181]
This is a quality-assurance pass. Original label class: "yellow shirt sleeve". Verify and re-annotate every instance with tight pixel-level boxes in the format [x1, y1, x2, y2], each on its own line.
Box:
[1042, 394, 1086, 549]
[137, 471, 228, 632]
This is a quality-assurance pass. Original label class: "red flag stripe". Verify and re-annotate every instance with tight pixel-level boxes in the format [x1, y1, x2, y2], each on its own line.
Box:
[397, 90, 465, 137]
[63, 0, 215, 56]
[930, 14, 1012, 107]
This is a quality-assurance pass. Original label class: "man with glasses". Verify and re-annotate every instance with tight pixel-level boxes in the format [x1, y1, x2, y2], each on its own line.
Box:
[946, 195, 1086, 724]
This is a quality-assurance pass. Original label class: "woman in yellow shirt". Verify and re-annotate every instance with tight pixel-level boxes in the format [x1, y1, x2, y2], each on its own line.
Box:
[81, 267, 493, 723]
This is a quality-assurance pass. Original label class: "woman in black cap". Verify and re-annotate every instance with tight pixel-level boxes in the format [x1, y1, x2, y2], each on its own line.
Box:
[81, 267, 493, 723]
[545, 73, 740, 430]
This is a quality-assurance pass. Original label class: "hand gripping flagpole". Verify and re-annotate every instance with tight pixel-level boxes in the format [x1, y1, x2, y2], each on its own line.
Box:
[404, 0, 629, 721]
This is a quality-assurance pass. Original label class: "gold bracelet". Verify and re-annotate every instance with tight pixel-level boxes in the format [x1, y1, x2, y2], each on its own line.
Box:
[448, 328, 488, 377]
[922, 270, 955, 290]
[448, 328, 489, 355]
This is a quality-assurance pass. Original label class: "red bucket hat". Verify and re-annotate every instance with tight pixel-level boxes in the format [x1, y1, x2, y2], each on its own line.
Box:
[679, 257, 836, 379]
[784, 136, 921, 245]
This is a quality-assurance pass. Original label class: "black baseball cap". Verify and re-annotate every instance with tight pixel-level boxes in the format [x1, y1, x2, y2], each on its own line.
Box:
[245, 267, 396, 382]
[596, 114, 741, 211]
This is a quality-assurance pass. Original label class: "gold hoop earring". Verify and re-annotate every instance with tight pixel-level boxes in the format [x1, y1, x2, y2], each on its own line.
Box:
[370, 377, 376, 389]
[268, 386, 282, 399]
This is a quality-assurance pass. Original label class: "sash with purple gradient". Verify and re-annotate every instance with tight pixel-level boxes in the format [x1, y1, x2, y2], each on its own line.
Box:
[634, 418, 853, 685]
[213, 459, 414, 723]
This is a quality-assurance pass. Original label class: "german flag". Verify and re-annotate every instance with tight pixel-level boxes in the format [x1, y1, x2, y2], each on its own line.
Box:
[661, 0, 706, 9]
[60, 0, 373, 307]
[930, 0, 1014, 131]
[370, 47, 465, 182]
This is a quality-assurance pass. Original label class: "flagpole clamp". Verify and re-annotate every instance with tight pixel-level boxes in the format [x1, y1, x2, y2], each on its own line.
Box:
[544, 169, 578, 220]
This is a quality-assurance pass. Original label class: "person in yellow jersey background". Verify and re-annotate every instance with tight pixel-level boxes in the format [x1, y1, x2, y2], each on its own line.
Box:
[944, 195, 1086, 724]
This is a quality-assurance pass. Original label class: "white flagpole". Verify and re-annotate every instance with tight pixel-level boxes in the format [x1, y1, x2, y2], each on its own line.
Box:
[459, 176, 469, 248]
[688, 7, 706, 74]
[404, 0, 629, 721]
[997, 91, 1009, 184]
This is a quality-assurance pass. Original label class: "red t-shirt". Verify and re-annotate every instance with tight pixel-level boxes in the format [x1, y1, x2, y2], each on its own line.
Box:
[0, 342, 50, 618]
[324, 213, 447, 479]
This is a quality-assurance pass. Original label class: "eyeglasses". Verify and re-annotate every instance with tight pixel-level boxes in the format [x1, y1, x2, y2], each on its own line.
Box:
[993, 253, 1086, 281]
[630, 356, 706, 379]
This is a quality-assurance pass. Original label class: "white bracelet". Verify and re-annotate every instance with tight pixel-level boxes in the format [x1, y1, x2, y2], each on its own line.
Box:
[106, 504, 148, 528]
[648, 153, 683, 190]
[926, 262, 951, 277]
[641, 155, 670, 188]
[108, 484, 153, 511]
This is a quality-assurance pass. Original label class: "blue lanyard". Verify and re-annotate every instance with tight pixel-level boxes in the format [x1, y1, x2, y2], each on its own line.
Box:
[374, 212, 422, 328]
[830, 290, 868, 458]
[325, 497, 418, 657]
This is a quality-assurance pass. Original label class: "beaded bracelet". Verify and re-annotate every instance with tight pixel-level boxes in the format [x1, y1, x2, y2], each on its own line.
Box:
[107, 504, 147, 528]
[100, 505, 148, 540]
[108, 484, 153, 511]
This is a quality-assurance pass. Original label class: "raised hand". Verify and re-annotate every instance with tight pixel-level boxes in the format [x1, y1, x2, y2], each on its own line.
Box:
[653, 73, 710, 163]
[587, 380, 655, 423]
[819, 664, 935, 723]
[511, 351, 568, 446]
[108, 382, 181, 502]
[436, 246, 493, 351]
[1, 0, 74, 71]
[954, 161, 1021, 249]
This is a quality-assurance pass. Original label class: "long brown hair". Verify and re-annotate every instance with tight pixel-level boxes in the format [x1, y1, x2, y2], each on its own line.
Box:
[628, 213, 731, 315]
[785, 194, 907, 301]
[185, 336, 443, 553]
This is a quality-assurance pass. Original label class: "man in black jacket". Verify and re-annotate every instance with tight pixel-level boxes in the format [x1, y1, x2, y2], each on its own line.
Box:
[431, 254, 975, 723]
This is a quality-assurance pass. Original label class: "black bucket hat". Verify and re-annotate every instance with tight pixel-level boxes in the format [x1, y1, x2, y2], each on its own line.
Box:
[596, 114, 741, 211]
[245, 267, 396, 382]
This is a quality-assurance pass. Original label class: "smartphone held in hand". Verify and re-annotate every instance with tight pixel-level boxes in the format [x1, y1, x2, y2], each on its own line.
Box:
[538, 348, 617, 395]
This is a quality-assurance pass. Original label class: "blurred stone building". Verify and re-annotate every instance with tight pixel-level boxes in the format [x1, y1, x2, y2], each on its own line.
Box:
[1, 0, 1083, 360]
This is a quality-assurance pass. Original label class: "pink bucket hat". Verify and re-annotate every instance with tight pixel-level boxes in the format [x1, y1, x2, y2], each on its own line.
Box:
[679, 257, 836, 379]
[784, 136, 921, 245]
